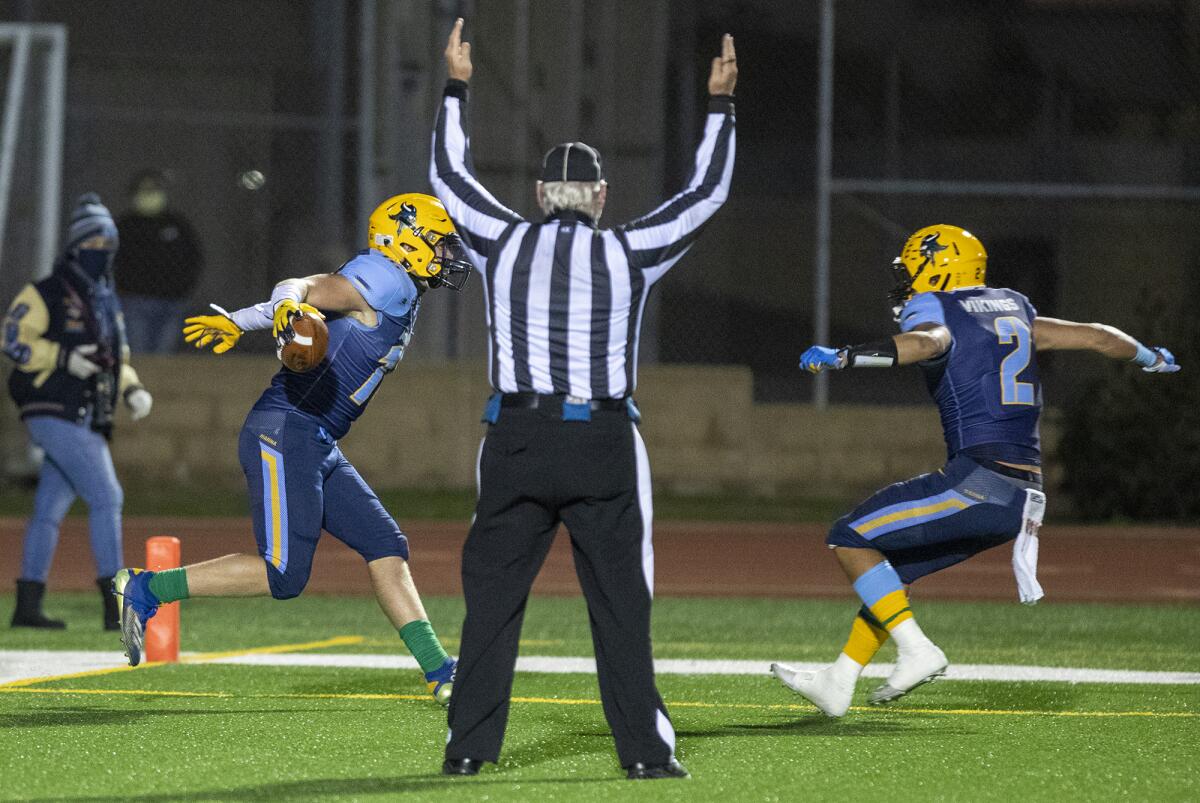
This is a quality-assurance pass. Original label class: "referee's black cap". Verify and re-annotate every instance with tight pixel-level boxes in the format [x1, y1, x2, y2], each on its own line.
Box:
[539, 142, 604, 183]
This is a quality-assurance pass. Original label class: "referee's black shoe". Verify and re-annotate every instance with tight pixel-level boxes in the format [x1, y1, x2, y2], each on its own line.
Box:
[625, 758, 690, 779]
[442, 758, 484, 776]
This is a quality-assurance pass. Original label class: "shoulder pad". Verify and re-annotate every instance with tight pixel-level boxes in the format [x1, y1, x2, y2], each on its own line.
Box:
[898, 292, 946, 332]
[338, 252, 418, 319]
[1006, 288, 1038, 319]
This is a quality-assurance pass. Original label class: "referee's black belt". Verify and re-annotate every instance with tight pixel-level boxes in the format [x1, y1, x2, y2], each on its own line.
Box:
[500, 392, 628, 412]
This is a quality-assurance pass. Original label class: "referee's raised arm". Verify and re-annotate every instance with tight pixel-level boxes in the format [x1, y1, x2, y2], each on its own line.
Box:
[616, 33, 737, 278]
[429, 18, 525, 261]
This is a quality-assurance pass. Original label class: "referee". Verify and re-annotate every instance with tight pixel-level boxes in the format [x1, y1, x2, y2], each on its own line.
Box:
[431, 19, 736, 780]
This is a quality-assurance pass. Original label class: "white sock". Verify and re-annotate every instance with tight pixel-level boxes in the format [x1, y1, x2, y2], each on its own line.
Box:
[829, 652, 865, 684]
[888, 618, 931, 652]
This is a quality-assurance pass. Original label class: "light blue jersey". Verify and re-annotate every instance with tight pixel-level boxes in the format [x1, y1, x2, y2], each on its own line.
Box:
[253, 250, 420, 439]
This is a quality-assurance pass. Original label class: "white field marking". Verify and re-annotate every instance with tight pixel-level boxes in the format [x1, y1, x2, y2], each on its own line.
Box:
[213, 654, 1200, 685]
[2, 650, 1198, 686]
[0, 650, 128, 685]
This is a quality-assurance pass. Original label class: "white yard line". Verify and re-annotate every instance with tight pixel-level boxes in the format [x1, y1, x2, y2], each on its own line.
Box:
[0, 650, 128, 685]
[2, 649, 1198, 686]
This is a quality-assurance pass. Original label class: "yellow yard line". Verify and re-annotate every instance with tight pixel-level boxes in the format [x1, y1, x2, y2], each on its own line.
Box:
[0, 662, 164, 688]
[0, 635, 364, 689]
[359, 638, 563, 648]
[856, 705, 1199, 719]
[181, 635, 364, 663]
[1, 685, 1195, 719]
[0, 687, 231, 698]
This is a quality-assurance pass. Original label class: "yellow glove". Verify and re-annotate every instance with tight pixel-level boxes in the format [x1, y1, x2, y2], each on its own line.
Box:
[182, 311, 243, 354]
[272, 300, 325, 338]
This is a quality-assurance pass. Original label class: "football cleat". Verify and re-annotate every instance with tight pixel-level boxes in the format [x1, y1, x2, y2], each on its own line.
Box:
[111, 568, 160, 667]
[868, 641, 948, 705]
[442, 757, 483, 776]
[770, 662, 855, 718]
[425, 657, 456, 706]
[626, 758, 690, 780]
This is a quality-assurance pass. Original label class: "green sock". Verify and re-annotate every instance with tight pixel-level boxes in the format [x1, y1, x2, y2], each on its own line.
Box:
[399, 620, 449, 674]
[147, 568, 190, 603]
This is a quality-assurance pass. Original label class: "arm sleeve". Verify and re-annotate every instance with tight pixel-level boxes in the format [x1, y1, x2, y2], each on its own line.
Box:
[2, 284, 60, 384]
[429, 80, 525, 262]
[898, 293, 947, 332]
[615, 96, 736, 282]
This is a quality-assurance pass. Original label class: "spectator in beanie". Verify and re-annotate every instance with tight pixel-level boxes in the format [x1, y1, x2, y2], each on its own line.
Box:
[2, 194, 153, 630]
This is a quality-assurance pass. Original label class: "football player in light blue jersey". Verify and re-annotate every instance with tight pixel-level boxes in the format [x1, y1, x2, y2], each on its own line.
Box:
[772, 224, 1179, 716]
[111, 194, 473, 705]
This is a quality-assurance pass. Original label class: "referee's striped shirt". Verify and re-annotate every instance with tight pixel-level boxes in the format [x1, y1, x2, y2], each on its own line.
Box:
[430, 81, 735, 400]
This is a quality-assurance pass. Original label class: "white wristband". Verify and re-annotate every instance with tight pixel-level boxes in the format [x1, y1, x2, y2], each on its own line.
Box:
[269, 280, 305, 312]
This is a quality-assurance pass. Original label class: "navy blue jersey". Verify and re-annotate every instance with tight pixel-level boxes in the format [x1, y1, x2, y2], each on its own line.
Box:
[899, 286, 1042, 464]
[253, 250, 420, 439]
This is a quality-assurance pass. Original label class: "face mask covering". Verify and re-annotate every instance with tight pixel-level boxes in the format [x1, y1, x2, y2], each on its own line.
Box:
[77, 249, 114, 280]
[133, 189, 167, 216]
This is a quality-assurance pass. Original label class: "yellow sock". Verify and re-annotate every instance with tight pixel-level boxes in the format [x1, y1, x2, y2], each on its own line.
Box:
[853, 560, 914, 632]
[842, 613, 889, 666]
[870, 588, 914, 631]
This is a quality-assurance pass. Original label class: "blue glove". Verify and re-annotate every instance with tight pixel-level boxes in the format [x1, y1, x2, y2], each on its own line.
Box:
[799, 345, 846, 374]
[1144, 346, 1181, 373]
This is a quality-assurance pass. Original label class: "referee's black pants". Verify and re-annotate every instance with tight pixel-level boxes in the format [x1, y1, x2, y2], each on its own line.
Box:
[445, 405, 676, 768]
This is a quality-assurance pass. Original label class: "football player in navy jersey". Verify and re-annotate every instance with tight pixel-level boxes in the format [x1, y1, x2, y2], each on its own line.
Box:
[771, 224, 1179, 716]
[111, 194, 473, 705]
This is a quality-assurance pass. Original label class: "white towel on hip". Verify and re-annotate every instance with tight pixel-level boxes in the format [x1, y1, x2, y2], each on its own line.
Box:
[1012, 488, 1047, 605]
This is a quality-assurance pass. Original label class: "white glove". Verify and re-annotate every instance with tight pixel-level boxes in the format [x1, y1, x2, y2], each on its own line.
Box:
[125, 387, 153, 421]
[1012, 489, 1047, 605]
[63, 344, 103, 379]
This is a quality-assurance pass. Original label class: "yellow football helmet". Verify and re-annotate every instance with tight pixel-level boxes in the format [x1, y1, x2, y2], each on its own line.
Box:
[889, 225, 987, 311]
[367, 193, 472, 290]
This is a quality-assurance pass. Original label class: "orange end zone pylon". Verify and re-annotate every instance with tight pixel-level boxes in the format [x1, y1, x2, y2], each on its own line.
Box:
[145, 536, 181, 663]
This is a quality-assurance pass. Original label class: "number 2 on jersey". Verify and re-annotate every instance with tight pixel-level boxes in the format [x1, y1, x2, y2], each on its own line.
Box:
[994, 316, 1035, 406]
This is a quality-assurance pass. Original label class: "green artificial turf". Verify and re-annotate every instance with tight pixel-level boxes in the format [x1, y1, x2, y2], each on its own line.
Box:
[1, 668, 1197, 801]
[2, 593, 1197, 671]
[1, 594, 1198, 801]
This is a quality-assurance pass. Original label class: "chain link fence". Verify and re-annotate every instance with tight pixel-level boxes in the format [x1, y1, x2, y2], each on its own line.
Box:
[654, 0, 1200, 403]
[1, 0, 1198, 389]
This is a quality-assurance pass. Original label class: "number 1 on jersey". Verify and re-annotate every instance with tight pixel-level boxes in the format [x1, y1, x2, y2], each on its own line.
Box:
[348, 342, 407, 407]
[995, 316, 1035, 406]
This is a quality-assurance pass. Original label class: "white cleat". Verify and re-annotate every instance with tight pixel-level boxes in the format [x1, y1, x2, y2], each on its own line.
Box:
[770, 662, 855, 718]
[868, 641, 948, 705]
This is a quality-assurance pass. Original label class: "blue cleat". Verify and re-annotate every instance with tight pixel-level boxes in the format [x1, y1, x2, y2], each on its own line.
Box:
[111, 569, 160, 666]
[425, 657, 456, 706]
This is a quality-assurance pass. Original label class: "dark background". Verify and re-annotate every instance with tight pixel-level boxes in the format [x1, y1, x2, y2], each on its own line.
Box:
[1, 0, 1198, 406]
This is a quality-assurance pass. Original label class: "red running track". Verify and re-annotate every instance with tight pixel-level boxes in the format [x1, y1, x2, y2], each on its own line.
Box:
[1, 517, 1197, 603]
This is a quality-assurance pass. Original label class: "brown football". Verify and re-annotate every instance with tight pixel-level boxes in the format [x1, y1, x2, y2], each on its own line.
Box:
[278, 312, 329, 373]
